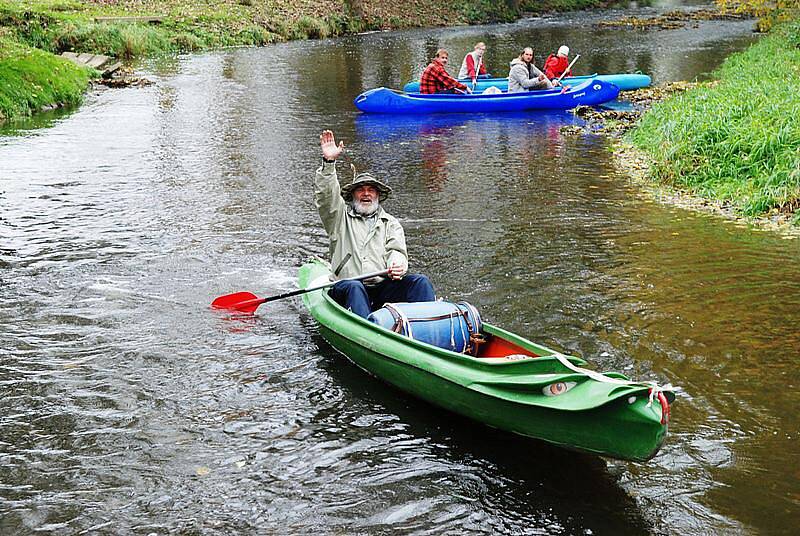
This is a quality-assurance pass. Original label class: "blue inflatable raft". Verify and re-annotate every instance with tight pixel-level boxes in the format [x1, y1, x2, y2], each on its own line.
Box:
[402, 73, 651, 93]
[354, 79, 620, 114]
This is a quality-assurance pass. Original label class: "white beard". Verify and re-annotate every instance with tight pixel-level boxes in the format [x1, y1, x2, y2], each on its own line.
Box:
[353, 199, 379, 217]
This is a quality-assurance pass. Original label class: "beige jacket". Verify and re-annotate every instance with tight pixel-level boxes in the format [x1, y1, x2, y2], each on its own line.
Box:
[314, 162, 408, 281]
[508, 58, 551, 92]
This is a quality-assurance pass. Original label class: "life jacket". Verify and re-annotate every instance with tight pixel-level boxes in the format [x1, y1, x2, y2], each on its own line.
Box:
[544, 54, 571, 80]
[458, 52, 488, 79]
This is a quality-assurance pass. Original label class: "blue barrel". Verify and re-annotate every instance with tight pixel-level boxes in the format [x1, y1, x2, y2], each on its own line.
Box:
[368, 301, 482, 354]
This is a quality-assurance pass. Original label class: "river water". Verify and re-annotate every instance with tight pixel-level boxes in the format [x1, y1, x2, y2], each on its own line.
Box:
[2, 5, 798, 535]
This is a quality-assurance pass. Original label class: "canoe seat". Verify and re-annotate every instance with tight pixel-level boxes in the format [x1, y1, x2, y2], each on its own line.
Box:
[368, 301, 484, 355]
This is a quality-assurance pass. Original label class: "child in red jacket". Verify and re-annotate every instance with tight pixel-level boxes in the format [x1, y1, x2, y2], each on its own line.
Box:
[544, 45, 572, 80]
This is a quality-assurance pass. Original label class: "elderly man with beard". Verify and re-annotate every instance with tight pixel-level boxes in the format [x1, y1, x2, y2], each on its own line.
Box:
[315, 130, 435, 318]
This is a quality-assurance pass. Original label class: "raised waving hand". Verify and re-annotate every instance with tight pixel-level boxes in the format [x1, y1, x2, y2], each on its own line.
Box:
[320, 130, 344, 161]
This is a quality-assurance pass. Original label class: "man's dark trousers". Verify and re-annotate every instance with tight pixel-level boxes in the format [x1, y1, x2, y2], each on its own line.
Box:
[330, 274, 435, 318]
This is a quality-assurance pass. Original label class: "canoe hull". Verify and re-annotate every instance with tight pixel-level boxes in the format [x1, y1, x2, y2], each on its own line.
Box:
[299, 261, 671, 462]
[402, 73, 651, 93]
[354, 79, 620, 114]
[319, 323, 668, 461]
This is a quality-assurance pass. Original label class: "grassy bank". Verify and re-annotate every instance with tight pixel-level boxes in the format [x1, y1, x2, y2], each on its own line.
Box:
[0, 0, 608, 55]
[0, 0, 604, 123]
[0, 37, 93, 122]
[628, 20, 800, 224]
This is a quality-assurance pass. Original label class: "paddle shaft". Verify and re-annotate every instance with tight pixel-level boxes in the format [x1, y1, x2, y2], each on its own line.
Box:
[244, 268, 390, 309]
[471, 54, 483, 91]
[556, 54, 581, 83]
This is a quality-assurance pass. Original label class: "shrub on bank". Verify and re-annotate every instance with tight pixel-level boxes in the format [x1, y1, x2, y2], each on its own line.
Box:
[293, 15, 330, 40]
[629, 21, 800, 221]
[460, 0, 604, 23]
[51, 22, 172, 58]
[716, 0, 799, 32]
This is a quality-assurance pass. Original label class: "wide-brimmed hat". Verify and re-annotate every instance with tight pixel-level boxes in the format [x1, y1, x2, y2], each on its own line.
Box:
[341, 172, 392, 202]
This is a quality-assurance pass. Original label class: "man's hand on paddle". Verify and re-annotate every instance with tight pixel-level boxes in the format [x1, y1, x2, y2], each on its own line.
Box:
[320, 130, 344, 161]
[387, 261, 406, 280]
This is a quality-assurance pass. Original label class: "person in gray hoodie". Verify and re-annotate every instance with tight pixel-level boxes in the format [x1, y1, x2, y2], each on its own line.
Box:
[508, 47, 554, 93]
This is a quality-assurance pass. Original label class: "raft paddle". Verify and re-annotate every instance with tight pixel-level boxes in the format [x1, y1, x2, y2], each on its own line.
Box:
[471, 55, 483, 92]
[555, 54, 581, 84]
[211, 268, 391, 314]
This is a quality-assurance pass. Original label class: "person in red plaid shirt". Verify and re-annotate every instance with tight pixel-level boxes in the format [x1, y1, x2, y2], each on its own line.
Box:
[419, 49, 471, 94]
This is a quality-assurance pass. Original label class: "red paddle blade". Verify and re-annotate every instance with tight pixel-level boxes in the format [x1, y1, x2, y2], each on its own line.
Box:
[211, 291, 263, 313]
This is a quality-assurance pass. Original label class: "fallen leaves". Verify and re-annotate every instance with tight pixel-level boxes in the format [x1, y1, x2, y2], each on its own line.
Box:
[597, 8, 751, 31]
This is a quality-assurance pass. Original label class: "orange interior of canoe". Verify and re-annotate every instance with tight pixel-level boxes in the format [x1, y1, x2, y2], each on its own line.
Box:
[476, 334, 538, 359]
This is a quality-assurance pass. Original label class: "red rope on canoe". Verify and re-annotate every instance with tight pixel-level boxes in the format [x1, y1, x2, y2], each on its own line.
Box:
[649, 388, 670, 425]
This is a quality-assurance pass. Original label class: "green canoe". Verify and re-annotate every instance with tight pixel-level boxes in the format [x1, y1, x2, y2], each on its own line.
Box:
[299, 259, 675, 462]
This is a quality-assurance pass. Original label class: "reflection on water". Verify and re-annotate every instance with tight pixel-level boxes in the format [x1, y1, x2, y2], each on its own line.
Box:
[2, 6, 797, 536]
[354, 112, 578, 193]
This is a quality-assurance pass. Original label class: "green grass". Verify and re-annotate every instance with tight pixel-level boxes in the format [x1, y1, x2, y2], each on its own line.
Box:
[0, 36, 92, 122]
[0, 2, 264, 56]
[629, 20, 800, 222]
[0, 0, 613, 57]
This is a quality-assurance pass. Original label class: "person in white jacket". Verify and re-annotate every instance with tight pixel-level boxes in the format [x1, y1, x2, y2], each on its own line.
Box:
[507, 47, 554, 93]
[458, 42, 488, 82]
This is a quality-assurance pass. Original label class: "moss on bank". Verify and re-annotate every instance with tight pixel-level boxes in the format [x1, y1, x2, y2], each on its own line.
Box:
[0, 0, 606, 123]
[0, 37, 93, 122]
[628, 20, 800, 224]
